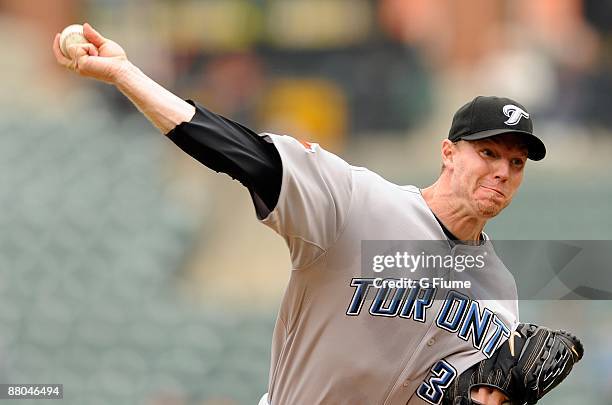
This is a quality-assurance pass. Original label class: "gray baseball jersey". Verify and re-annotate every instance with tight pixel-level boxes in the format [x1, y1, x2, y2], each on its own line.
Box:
[258, 134, 519, 405]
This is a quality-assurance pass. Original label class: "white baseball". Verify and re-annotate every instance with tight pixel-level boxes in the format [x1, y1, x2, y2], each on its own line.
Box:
[59, 24, 91, 58]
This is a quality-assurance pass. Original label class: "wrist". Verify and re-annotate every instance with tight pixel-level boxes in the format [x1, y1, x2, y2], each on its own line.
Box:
[112, 60, 141, 89]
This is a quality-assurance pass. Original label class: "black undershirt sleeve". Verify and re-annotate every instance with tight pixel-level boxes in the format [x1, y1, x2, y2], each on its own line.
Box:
[165, 100, 282, 217]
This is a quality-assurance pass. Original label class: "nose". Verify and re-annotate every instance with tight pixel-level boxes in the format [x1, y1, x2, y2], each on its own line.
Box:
[492, 160, 511, 182]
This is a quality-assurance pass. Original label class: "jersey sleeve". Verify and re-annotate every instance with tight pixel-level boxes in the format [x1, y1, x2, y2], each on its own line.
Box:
[260, 135, 353, 270]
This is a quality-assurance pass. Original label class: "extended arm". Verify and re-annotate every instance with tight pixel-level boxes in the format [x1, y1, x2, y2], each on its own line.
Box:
[53, 23, 194, 134]
[115, 62, 195, 134]
[53, 23, 282, 213]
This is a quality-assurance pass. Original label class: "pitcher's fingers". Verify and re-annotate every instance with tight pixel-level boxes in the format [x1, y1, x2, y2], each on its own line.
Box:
[83, 23, 105, 48]
[470, 387, 509, 405]
[85, 43, 99, 57]
[67, 43, 97, 61]
[488, 389, 509, 404]
[53, 33, 72, 67]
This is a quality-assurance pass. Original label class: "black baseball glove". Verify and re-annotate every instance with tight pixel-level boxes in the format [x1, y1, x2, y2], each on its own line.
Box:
[442, 323, 584, 405]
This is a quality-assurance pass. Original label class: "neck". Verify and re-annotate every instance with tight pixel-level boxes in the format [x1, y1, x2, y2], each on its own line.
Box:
[421, 179, 487, 242]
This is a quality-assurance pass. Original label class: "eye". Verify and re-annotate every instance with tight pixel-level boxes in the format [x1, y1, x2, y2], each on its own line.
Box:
[481, 149, 495, 157]
[511, 158, 525, 168]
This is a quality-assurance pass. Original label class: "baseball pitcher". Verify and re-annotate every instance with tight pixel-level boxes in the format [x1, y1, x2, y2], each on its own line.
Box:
[53, 24, 583, 405]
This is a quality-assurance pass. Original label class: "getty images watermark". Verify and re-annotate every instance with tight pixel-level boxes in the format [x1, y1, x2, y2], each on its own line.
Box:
[371, 249, 487, 290]
[361, 240, 612, 300]
[362, 240, 492, 294]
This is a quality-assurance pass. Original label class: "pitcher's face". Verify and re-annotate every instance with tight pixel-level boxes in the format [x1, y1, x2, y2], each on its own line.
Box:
[448, 134, 528, 218]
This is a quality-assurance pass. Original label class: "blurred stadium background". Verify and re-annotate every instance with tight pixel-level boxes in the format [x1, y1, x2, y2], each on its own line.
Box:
[1, 0, 611, 403]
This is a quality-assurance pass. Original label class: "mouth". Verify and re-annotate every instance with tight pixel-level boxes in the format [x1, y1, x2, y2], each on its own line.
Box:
[480, 185, 505, 198]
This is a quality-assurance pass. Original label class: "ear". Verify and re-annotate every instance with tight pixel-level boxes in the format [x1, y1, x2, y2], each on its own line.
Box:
[441, 139, 455, 170]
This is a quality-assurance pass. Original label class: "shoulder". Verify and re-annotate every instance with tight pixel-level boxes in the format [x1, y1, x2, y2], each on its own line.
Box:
[350, 168, 422, 195]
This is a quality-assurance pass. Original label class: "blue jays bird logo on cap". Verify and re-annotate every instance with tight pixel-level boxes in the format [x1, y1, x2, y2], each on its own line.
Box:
[503, 104, 530, 126]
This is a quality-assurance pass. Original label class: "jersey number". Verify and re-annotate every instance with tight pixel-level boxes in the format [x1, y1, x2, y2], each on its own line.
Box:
[416, 360, 457, 405]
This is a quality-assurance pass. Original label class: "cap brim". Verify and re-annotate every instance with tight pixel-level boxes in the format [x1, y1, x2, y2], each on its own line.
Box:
[460, 129, 546, 161]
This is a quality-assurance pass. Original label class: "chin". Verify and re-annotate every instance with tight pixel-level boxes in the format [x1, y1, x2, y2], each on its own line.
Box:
[475, 199, 508, 218]
[478, 206, 502, 218]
